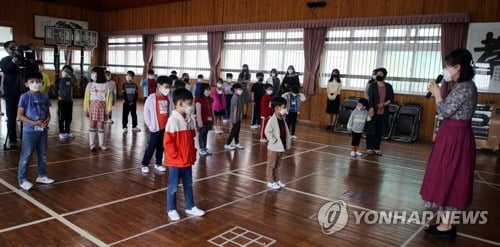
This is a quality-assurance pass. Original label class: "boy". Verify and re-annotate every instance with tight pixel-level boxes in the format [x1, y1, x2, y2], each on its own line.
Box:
[17, 71, 55, 190]
[193, 74, 204, 98]
[259, 84, 273, 143]
[56, 65, 75, 140]
[105, 70, 117, 124]
[195, 83, 214, 156]
[164, 88, 205, 221]
[223, 73, 233, 122]
[141, 76, 171, 173]
[140, 69, 156, 102]
[122, 71, 141, 133]
[347, 98, 371, 157]
[281, 86, 306, 139]
[250, 72, 266, 129]
[225, 83, 244, 150]
[265, 96, 291, 190]
[36, 60, 51, 95]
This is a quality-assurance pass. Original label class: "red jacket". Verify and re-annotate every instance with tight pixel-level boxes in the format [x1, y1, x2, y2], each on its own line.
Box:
[260, 94, 273, 117]
[163, 110, 197, 168]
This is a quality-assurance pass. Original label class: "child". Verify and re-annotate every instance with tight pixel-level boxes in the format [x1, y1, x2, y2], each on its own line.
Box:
[17, 71, 54, 190]
[196, 83, 214, 156]
[266, 68, 280, 97]
[181, 73, 191, 92]
[193, 74, 204, 97]
[250, 72, 266, 129]
[281, 86, 306, 139]
[212, 78, 226, 134]
[225, 83, 244, 150]
[84, 67, 112, 151]
[140, 69, 156, 102]
[141, 76, 171, 173]
[223, 73, 233, 122]
[105, 70, 117, 124]
[164, 88, 205, 221]
[265, 96, 291, 190]
[36, 60, 51, 95]
[259, 84, 273, 143]
[122, 71, 141, 133]
[347, 98, 371, 157]
[55, 65, 75, 140]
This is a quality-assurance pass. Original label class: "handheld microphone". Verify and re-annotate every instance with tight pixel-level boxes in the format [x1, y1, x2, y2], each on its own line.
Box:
[426, 74, 443, 99]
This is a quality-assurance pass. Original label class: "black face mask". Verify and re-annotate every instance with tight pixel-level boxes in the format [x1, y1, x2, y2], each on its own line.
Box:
[184, 78, 189, 83]
[376, 76, 384, 81]
[258, 78, 263, 82]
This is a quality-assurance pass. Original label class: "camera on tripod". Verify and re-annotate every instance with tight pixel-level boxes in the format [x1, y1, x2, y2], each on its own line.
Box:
[12, 44, 38, 71]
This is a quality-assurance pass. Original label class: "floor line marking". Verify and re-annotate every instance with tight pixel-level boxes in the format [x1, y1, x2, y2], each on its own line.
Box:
[0, 217, 55, 234]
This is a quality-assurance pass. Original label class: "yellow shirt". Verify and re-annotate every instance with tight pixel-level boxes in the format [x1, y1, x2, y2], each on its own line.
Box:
[40, 72, 51, 95]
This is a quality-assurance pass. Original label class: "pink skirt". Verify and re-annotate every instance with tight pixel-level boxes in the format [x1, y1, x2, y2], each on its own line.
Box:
[89, 100, 107, 122]
[420, 119, 476, 210]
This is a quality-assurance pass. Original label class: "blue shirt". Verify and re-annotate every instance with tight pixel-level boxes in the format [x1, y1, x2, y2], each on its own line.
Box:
[289, 94, 299, 113]
[194, 82, 203, 97]
[18, 92, 51, 132]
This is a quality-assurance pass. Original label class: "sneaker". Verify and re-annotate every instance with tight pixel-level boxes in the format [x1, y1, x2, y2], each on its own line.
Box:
[185, 206, 205, 217]
[291, 135, 298, 139]
[355, 151, 363, 156]
[367, 150, 375, 155]
[424, 224, 457, 240]
[66, 133, 75, 138]
[59, 133, 68, 140]
[375, 150, 382, 156]
[36, 176, 55, 184]
[267, 182, 280, 190]
[132, 127, 141, 132]
[99, 145, 108, 151]
[198, 150, 208, 156]
[224, 144, 235, 150]
[350, 151, 356, 157]
[168, 210, 181, 221]
[154, 165, 166, 172]
[122, 128, 128, 133]
[107, 119, 114, 124]
[223, 119, 229, 124]
[250, 125, 260, 129]
[90, 144, 97, 151]
[6, 142, 17, 150]
[260, 138, 268, 143]
[20, 180, 33, 191]
[235, 144, 244, 149]
[141, 166, 150, 173]
[277, 181, 286, 188]
[205, 149, 213, 156]
[215, 129, 224, 134]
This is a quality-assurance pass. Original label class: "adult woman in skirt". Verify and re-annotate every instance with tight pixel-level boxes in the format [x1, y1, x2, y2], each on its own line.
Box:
[325, 69, 342, 129]
[420, 48, 478, 240]
[237, 64, 251, 118]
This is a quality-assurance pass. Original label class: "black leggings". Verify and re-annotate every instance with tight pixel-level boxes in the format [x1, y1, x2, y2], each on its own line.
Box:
[286, 112, 298, 135]
[58, 100, 73, 133]
[226, 121, 241, 145]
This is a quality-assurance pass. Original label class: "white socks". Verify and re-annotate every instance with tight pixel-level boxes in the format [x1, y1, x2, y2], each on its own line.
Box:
[98, 129, 104, 146]
[89, 128, 96, 146]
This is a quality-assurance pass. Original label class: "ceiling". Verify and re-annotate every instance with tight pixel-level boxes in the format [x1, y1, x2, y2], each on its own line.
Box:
[37, 0, 188, 11]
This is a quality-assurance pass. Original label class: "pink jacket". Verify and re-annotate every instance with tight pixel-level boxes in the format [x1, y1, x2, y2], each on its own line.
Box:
[212, 88, 226, 111]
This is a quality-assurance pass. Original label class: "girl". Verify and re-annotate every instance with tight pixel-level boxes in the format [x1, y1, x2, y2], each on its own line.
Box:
[212, 78, 226, 134]
[225, 83, 244, 150]
[281, 65, 300, 94]
[196, 83, 214, 156]
[266, 68, 280, 97]
[84, 67, 112, 151]
[237, 64, 251, 118]
[326, 69, 342, 130]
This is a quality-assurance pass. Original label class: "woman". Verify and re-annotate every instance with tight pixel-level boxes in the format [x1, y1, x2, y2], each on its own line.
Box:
[326, 69, 342, 130]
[420, 48, 477, 240]
[237, 64, 251, 118]
[281, 65, 300, 94]
[266, 68, 280, 97]
[366, 68, 394, 155]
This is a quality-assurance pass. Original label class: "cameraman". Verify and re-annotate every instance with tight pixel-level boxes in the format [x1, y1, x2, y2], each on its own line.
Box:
[0, 41, 21, 149]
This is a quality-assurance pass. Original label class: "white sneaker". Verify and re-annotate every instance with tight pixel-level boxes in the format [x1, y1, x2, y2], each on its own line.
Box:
[20, 180, 33, 191]
[141, 166, 150, 173]
[205, 149, 213, 156]
[59, 133, 68, 140]
[291, 135, 298, 139]
[277, 181, 286, 188]
[198, 150, 208, 156]
[215, 129, 224, 134]
[154, 165, 166, 172]
[122, 128, 128, 133]
[36, 176, 55, 184]
[350, 151, 356, 157]
[90, 144, 97, 151]
[108, 119, 114, 124]
[222, 119, 229, 123]
[260, 138, 268, 143]
[250, 125, 260, 129]
[66, 133, 75, 138]
[267, 182, 280, 190]
[168, 210, 181, 221]
[99, 145, 108, 151]
[235, 144, 244, 149]
[356, 151, 363, 156]
[185, 206, 205, 217]
[224, 144, 235, 150]
[132, 127, 141, 132]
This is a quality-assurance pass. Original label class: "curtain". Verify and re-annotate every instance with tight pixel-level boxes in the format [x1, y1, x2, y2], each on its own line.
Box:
[303, 28, 327, 95]
[99, 36, 108, 67]
[440, 22, 469, 98]
[142, 34, 155, 78]
[64, 50, 72, 65]
[207, 31, 224, 85]
[35, 47, 43, 61]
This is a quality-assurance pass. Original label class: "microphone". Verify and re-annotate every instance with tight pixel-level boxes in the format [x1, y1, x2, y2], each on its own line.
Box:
[426, 74, 444, 99]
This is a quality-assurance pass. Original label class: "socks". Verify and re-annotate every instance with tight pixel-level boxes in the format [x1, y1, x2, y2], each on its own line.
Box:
[351, 146, 358, 152]
[98, 129, 105, 146]
[89, 128, 97, 146]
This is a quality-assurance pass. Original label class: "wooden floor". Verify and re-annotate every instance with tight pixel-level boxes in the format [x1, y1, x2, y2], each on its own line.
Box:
[0, 98, 499, 246]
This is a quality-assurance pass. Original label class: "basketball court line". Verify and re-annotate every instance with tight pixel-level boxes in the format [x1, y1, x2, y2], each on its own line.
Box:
[0, 217, 55, 234]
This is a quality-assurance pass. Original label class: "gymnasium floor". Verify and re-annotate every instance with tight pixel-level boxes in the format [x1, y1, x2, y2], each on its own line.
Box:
[0, 99, 498, 246]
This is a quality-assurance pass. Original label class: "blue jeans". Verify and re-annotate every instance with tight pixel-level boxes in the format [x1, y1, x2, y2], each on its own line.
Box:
[166, 166, 194, 212]
[18, 130, 48, 183]
[141, 130, 164, 167]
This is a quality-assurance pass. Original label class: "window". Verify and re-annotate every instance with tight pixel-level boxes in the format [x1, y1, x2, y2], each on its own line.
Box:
[153, 33, 209, 78]
[320, 24, 441, 94]
[222, 29, 304, 82]
[0, 26, 13, 61]
[71, 49, 92, 71]
[42, 48, 66, 70]
[107, 35, 144, 75]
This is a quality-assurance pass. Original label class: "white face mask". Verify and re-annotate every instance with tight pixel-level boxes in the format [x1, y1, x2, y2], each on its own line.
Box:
[204, 90, 210, 97]
[266, 90, 273, 95]
[442, 68, 452, 81]
[288, 69, 293, 74]
[372, 75, 377, 80]
[91, 73, 97, 81]
[148, 74, 155, 79]
[106, 75, 111, 81]
[126, 75, 132, 81]
[280, 108, 288, 115]
[61, 71, 68, 78]
[197, 79, 203, 83]
[236, 89, 243, 95]
[160, 87, 170, 96]
[29, 82, 42, 92]
[185, 105, 194, 115]
[217, 83, 222, 88]
[271, 73, 276, 77]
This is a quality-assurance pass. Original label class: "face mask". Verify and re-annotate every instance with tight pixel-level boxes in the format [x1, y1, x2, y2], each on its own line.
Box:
[106, 76, 111, 81]
[61, 71, 68, 78]
[280, 108, 288, 115]
[442, 68, 452, 81]
[160, 87, 170, 96]
[38, 66, 44, 71]
[204, 90, 210, 97]
[332, 74, 338, 77]
[217, 83, 222, 88]
[197, 79, 203, 83]
[126, 75, 132, 81]
[227, 78, 233, 82]
[243, 67, 248, 72]
[184, 78, 189, 83]
[148, 75, 155, 79]
[266, 90, 273, 95]
[185, 104, 194, 115]
[29, 82, 42, 92]
[376, 76, 384, 81]
[257, 78, 263, 82]
[91, 73, 97, 81]
[372, 75, 377, 80]
[236, 89, 243, 95]
[288, 69, 294, 74]
[271, 73, 276, 77]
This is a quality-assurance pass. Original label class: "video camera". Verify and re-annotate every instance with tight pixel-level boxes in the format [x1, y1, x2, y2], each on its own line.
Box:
[12, 44, 38, 71]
